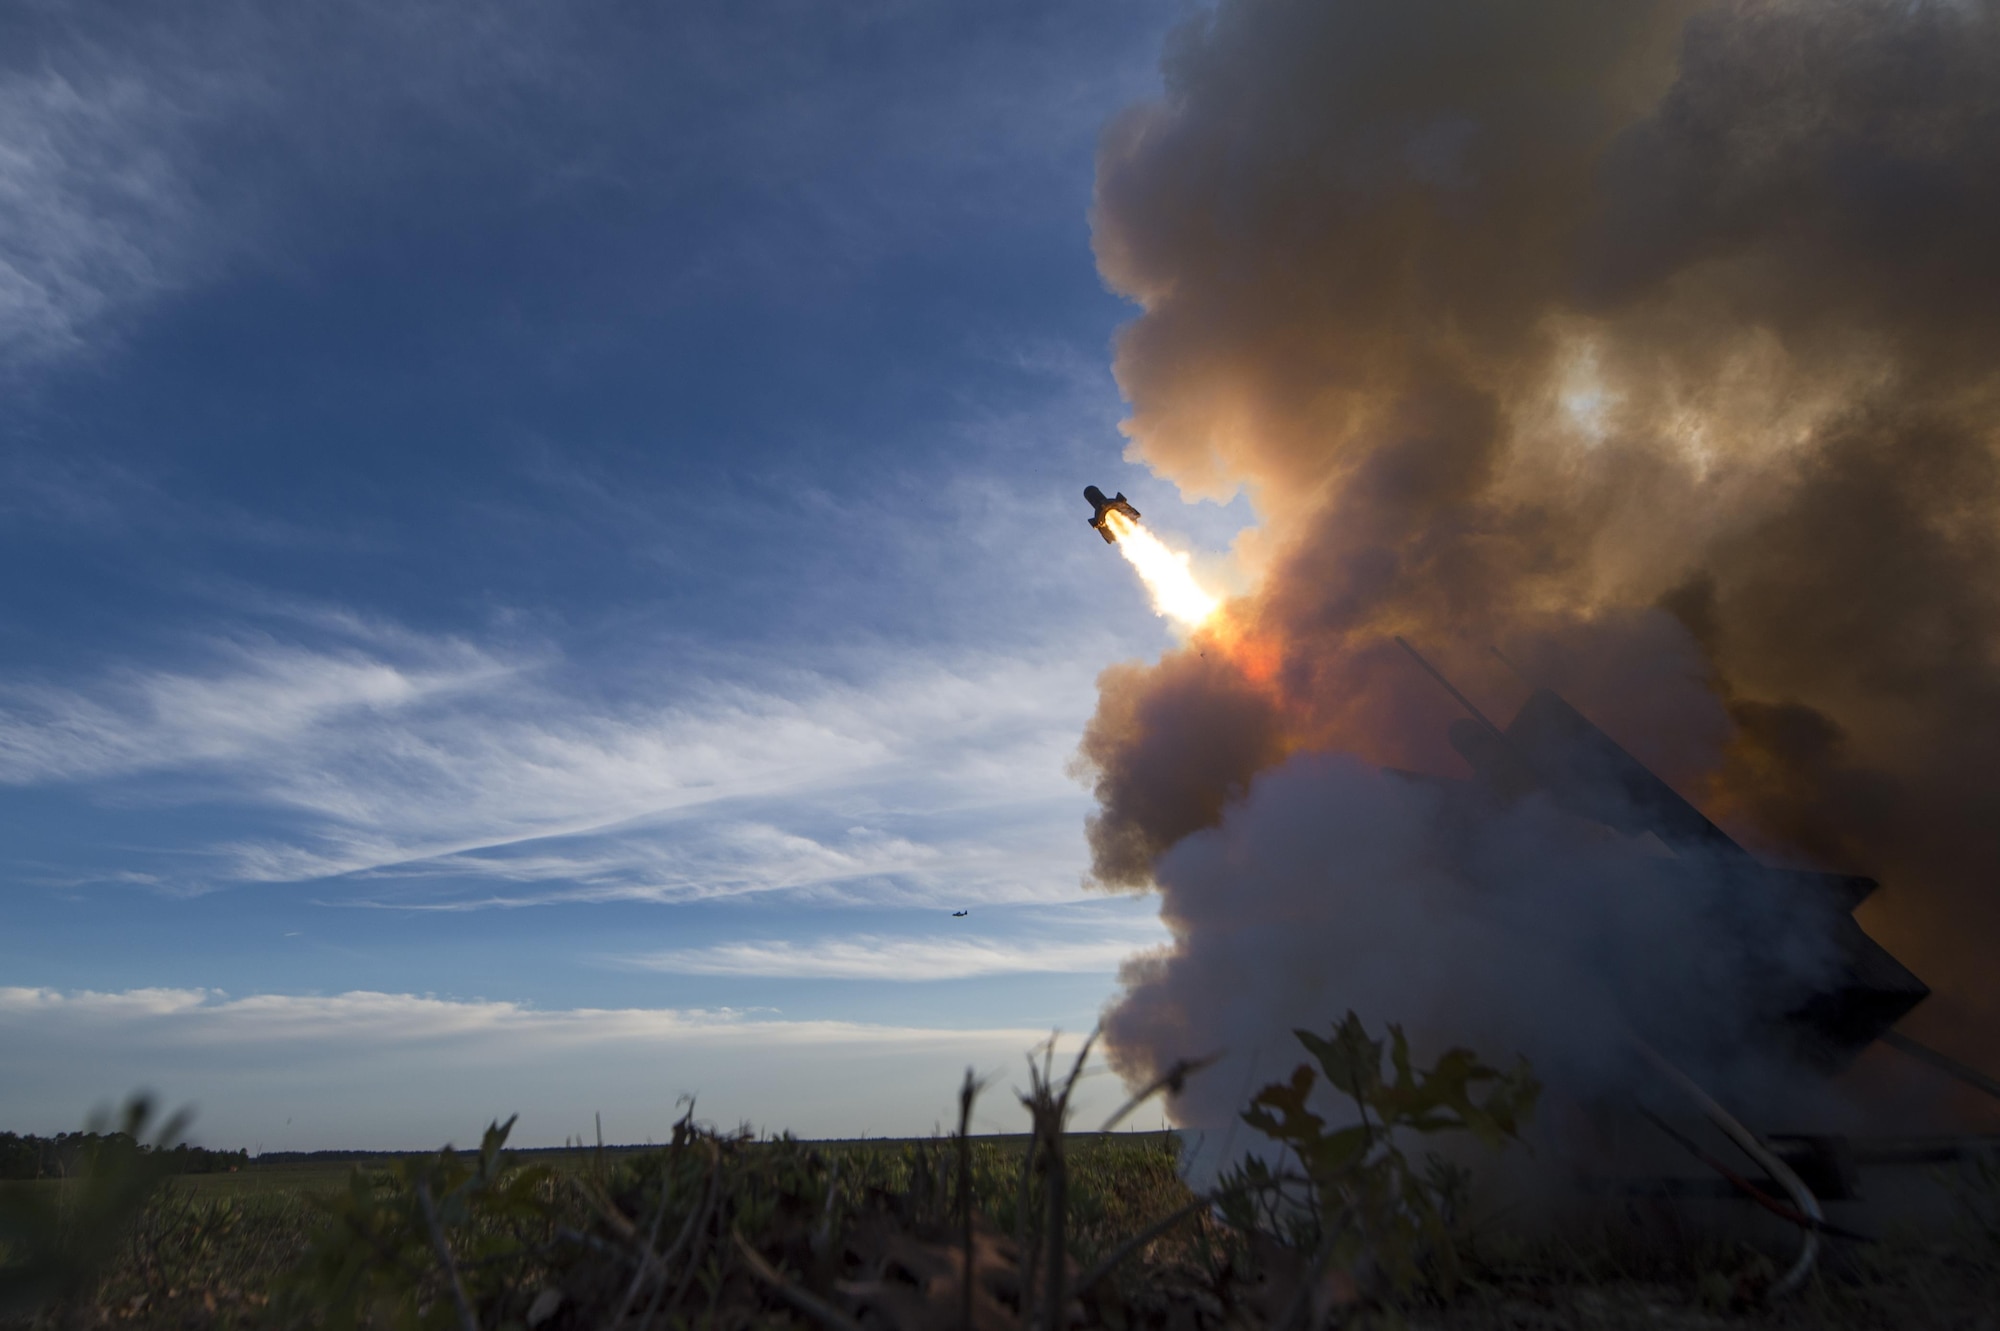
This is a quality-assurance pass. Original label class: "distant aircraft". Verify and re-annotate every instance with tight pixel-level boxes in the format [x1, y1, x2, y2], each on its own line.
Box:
[951, 910, 969, 917]
[1083, 485, 1141, 543]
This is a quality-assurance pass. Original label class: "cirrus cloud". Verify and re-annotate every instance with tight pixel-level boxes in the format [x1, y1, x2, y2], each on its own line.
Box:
[611, 930, 1167, 981]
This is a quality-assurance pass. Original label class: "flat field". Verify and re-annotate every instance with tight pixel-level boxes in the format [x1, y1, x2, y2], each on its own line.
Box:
[5, 1131, 1997, 1329]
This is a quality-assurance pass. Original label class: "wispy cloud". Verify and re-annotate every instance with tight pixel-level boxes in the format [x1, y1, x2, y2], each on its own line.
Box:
[0, 1, 1168, 372]
[0, 60, 206, 364]
[0, 611, 1104, 904]
[0, 634, 510, 786]
[0, 2, 579, 371]
[611, 931, 1164, 981]
[335, 824, 956, 909]
[0, 985, 1015, 1045]
[0, 987, 1120, 1147]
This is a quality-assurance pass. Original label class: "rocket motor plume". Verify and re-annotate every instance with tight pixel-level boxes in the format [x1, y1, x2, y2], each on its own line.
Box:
[1103, 509, 1221, 629]
[1080, 0, 2000, 1131]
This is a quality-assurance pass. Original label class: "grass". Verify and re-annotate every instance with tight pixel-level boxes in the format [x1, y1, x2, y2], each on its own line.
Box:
[4, 1026, 1997, 1329]
[1433, 1202, 2000, 1329]
[137, 1169, 353, 1204]
[12, 1137, 1999, 1329]
[82, 1132, 1183, 1214]
[3, 1129, 1201, 1330]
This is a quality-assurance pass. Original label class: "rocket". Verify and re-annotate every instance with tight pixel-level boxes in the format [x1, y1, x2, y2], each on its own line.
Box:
[1083, 485, 1141, 543]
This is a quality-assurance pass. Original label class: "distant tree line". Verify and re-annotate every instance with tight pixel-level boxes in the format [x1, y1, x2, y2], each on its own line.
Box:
[0, 1130, 248, 1180]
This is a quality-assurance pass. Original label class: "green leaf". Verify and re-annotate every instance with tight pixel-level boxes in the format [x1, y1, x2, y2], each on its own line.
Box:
[1304, 1124, 1372, 1175]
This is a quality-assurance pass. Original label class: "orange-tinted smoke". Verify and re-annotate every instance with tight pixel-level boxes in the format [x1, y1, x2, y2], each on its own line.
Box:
[1079, 0, 2000, 1061]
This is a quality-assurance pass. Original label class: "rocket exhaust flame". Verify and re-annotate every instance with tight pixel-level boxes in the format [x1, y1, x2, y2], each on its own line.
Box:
[1102, 509, 1220, 629]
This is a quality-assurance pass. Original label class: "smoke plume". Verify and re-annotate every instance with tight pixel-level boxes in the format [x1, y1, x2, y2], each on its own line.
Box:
[1081, 0, 2000, 1124]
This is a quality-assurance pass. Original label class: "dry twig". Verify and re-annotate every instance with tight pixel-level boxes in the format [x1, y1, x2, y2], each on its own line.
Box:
[732, 1229, 869, 1331]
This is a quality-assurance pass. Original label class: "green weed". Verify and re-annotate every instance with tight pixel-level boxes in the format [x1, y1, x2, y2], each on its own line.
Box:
[1216, 1012, 1540, 1324]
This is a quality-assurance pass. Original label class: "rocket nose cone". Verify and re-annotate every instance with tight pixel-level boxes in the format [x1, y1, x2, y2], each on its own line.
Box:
[1083, 485, 1107, 506]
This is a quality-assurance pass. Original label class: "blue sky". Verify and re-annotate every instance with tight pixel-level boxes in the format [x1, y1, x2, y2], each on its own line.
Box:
[0, 0, 1252, 1148]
